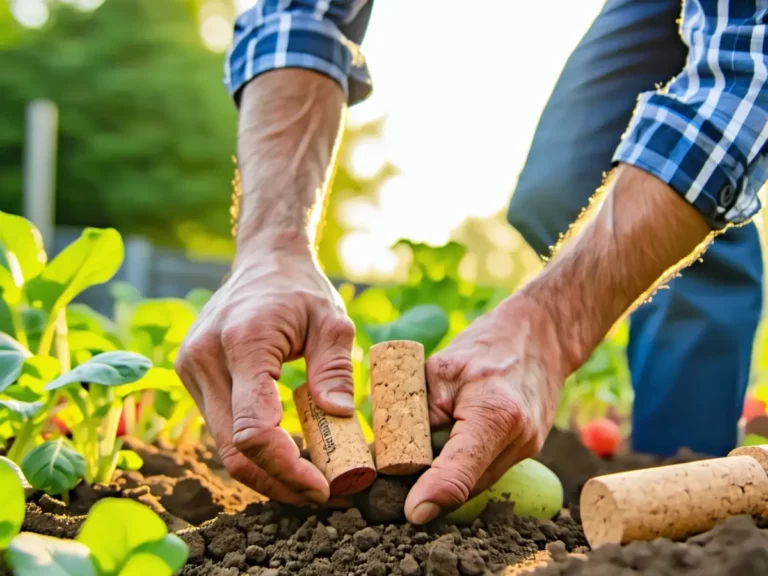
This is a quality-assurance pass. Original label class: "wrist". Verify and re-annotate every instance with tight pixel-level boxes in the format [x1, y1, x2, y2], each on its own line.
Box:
[233, 228, 314, 269]
[494, 293, 572, 381]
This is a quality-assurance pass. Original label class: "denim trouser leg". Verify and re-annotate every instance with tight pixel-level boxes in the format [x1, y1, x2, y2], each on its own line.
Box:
[507, 0, 764, 456]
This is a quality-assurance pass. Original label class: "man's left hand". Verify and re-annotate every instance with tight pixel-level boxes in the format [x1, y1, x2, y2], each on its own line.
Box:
[403, 293, 568, 525]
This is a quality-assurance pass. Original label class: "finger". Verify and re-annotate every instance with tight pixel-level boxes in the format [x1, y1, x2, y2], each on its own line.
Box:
[466, 435, 538, 499]
[176, 336, 321, 505]
[304, 311, 356, 416]
[230, 369, 330, 502]
[425, 353, 464, 426]
[404, 399, 523, 524]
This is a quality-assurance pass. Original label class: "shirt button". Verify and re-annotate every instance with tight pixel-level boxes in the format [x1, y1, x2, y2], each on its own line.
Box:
[719, 182, 736, 207]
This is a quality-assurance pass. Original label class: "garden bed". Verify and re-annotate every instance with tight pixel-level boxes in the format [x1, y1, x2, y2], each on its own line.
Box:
[8, 428, 768, 576]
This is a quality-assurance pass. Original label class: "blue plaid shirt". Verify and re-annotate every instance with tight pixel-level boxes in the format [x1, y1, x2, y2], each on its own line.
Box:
[225, 0, 768, 228]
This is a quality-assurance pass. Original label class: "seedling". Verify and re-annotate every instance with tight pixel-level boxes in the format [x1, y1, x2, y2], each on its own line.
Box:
[0, 458, 189, 576]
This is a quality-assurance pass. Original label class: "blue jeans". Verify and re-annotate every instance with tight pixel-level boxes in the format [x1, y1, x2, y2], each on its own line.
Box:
[508, 0, 764, 457]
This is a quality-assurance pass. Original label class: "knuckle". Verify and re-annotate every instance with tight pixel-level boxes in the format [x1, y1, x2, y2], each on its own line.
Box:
[426, 354, 464, 384]
[176, 331, 219, 374]
[476, 394, 524, 441]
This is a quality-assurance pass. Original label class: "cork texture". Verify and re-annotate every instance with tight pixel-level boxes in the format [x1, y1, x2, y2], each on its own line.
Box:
[729, 444, 768, 477]
[370, 340, 433, 475]
[580, 455, 768, 548]
[293, 384, 376, 496]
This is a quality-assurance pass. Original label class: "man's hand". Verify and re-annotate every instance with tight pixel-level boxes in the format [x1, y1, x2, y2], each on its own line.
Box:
[404, 294, 567, 525]
[174, 68, 350, 505]
[175, 244, 355, 505]
[403, 164, 713, 525]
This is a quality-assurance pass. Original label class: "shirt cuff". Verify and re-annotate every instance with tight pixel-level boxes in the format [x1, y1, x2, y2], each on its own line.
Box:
[224, 11, 373, 108]
[612, 92, 755, 229]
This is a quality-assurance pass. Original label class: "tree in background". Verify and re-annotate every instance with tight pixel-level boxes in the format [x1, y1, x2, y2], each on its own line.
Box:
[0, 0, 391, 279]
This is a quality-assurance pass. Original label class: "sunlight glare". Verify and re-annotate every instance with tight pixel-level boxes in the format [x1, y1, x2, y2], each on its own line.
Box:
[339, 232, 398, 279]
[10, 0, 49, 29]
[201, 15, 233, 52]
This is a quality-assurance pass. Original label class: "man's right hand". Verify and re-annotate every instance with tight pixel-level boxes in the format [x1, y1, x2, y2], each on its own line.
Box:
[174, 241, 356, 506]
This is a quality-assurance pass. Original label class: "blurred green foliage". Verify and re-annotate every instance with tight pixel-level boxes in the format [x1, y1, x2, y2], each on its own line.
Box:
[0, 0, 390, 279]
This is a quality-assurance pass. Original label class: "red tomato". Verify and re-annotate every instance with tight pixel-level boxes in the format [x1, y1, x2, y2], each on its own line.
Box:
[116, 403, 142, 437]
[742, 396, 766, 422]
[580, 418, 621, 457]
[51, 416, 70, 436]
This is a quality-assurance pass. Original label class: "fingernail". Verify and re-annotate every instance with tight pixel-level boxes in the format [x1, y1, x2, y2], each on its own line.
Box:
[411, 502, 441, 525]
[304, 490, 328, 505]
[326, 390, 355, 411]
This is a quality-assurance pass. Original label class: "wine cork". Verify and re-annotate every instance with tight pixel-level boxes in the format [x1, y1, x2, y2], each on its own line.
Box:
[729, 444, 768, 474]
[580, 455, 768, 548]
[293, 384, 376, 496]
[370, 340, 433, 475]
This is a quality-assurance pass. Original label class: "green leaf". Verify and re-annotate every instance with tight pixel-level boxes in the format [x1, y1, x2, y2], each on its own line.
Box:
[45, 351, 152, 391]
[67, 304, 120, 337]
[0, 456, 25, 548]
[185, 288, 212, 312]
[113, 367, 183, 398]
[0, 399, 45, 421]
[126, 533, 189, 575]
[279, 359, 306, 391]
[77, 498, 168, 575]
[6, 355, 61, 401]
[109, 281, 142, 304]
[347, 287, 397, 326]
[363, 304, 450, 355]
[0, 333, 31, 393]
[130, 299, 197, 348]
[21, 439, 86, 496]
[0, 212, 47, 305]
[25, 228, 124, 316]
[68, 330, 119, 354]
[0, 456, 31, 489]
[116, 450, 144, 471]
[7, 532, 96, 576]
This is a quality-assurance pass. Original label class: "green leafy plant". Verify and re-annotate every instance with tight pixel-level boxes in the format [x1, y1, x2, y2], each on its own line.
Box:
[0, 213, 179, 489]
[21, 438, 86, 502]
[0, 459, 188, 576]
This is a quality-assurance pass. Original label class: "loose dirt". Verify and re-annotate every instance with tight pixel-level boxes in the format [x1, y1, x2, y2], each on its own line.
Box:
[8, 428, 768, 576]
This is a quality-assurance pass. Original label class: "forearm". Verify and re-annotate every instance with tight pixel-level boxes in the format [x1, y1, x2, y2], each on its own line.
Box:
[235, 69, 346, 259]
[522, 163, 714, 374]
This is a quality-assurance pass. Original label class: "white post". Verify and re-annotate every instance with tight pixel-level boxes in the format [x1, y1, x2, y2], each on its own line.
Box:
[23, 99, 58, 254]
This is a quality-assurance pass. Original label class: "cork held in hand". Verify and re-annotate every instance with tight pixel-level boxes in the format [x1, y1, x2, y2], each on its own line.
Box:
[293, 384, 376, 496]
[369, 340, 434, 475]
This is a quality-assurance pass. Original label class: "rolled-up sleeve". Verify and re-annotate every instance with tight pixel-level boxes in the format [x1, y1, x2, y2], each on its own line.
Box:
[613, 0, 768, 228]
[224, 0, 374, 107]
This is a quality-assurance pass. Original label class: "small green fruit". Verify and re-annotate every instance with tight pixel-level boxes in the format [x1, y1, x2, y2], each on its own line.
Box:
[446, 458, 563, 524]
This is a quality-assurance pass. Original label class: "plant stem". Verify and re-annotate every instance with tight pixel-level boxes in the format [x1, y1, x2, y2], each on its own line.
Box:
[54, 309, 71, 373]
[11, 307, 28, 350]
[37, 316, 56, 357]
[7, 420, 41, 464]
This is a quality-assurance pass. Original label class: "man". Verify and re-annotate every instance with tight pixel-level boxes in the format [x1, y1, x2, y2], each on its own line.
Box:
[175, 0, 768, 526]
[509, 0, 765, 458]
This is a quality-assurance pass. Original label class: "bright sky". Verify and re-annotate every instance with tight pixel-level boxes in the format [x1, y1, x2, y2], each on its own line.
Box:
[14, 0, 608, 278]
[337, 1, 608, 278]
[234, 1, 608, 278]
[231, 1, 608, 277]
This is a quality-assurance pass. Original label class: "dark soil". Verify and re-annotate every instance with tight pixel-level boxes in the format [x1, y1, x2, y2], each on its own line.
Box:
[9, 427, 768, 576]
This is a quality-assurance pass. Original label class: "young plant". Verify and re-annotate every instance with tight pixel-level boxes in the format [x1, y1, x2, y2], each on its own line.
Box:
[0, 458, 189, 576]
[42, 351, 155, 484]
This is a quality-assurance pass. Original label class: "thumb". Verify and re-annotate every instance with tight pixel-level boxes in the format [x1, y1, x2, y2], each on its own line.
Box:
[304, 311, 356, 417]
[404, 398, 522, 524]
